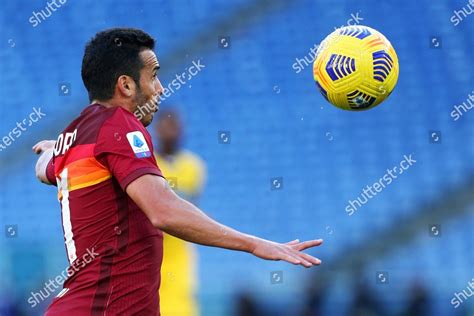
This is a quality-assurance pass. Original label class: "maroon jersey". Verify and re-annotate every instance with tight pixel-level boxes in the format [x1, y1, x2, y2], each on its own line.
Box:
[45, 104, 163, 315]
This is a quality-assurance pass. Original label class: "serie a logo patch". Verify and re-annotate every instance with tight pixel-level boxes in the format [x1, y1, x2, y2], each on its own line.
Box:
[126, 131, 151, 158]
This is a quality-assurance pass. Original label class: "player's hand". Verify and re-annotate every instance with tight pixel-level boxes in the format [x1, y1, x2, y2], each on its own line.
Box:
[32, 140, 56, 154]
[250, 238, 323, 268]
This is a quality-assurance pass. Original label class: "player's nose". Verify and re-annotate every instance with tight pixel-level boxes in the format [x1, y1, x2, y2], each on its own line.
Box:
[155, 78, 164, 97]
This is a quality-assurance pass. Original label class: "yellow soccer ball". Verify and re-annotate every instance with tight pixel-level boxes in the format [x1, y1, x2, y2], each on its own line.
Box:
[313, 26, 399, 110]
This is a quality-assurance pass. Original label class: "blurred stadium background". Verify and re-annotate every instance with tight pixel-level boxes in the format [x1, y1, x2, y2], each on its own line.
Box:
[0, 0, 473, 315]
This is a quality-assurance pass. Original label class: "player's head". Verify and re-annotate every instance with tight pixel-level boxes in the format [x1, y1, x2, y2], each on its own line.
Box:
[81, 28, 163, 126]
[155, 109, 182, 155]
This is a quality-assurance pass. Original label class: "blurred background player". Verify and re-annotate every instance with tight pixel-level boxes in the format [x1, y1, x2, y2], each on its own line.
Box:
[155, 109, 206, 316]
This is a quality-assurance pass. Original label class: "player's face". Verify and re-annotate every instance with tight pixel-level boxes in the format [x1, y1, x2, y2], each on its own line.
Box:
[134, 49, 163, 127]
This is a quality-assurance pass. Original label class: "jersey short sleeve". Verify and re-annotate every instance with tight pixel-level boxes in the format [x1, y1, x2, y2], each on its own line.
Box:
[94, 108, 163, 190]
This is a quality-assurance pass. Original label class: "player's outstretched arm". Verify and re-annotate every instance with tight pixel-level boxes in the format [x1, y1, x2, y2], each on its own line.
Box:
[32, 140, 56, 185]
[127, 174, 323, 268]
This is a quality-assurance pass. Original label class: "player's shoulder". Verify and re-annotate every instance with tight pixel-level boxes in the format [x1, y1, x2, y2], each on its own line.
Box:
[96, 106, 154, 152]
[71, 103, 126, 133]
[56, 103, 119, 145]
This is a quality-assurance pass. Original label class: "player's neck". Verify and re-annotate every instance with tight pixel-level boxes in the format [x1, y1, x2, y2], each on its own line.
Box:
[92, 99, 134, 113]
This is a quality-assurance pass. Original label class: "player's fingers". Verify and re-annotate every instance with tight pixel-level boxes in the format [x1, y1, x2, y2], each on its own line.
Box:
[283, 249, 313, 267]
[32, 145, 43, 154]
[296, 255, 313, 268]
[32, 141, 43, 151]
[297, 251, 322, 265]
[285, 239, 300, 245]
[32, 140, 47, 154]
[285, 248, 316, 267]
[293, 239, 323, 251]
[281, 252, 302, 265]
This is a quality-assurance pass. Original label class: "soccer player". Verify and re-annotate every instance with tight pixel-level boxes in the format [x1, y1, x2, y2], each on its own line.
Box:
[33, 28, 323, 315]
[155, 109, 206, 316]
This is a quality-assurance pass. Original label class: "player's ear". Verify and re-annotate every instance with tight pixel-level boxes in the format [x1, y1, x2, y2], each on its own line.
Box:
[116, 75, 136, 98]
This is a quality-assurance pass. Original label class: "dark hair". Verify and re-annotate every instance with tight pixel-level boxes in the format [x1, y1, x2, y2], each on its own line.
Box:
[81, 28, 155, 101]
